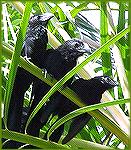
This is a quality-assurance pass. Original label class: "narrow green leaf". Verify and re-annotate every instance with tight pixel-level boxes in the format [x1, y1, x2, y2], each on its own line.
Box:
[70, 3, 88, 18]
[2, 129, 70, 149]
[57, 5, 66, 22]
[100, 2, 111, 76]
[117, 2, 126, 45]
[3, 2, 33, 128]
[67, 138, 116, 150]
[38, 2, 47, 13]
[117, 2, 128, 73]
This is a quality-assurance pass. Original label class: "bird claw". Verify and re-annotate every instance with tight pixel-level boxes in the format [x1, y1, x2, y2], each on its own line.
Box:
[23, 56, 31, 61]
[42, 69, 48, 78]
[42, 69, 55, 83]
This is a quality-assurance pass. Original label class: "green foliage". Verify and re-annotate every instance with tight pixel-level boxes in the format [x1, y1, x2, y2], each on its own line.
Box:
[1, 1, 130, 149]
[47, 99, 129, 144]
[100, 2, 112, 76]
[2, 129, 70, 149]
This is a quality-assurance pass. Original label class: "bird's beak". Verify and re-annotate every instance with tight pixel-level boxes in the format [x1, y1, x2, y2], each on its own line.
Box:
[81, 44, 91, 54]
[110, 80, 118, 87]
[40, 13, 54, 23]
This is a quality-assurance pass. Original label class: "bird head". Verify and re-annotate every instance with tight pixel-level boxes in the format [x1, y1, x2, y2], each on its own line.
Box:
[72, 76, 118, 105]
[58, 39, 90, 61]
[93, 75, 118, 91]
[29, 13, 54, 28]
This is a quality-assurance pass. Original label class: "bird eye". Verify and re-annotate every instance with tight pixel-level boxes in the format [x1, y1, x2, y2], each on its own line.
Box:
[105, 77, 112, 83]
[74, 43, 80, 48]
[106, 77, 110, 81]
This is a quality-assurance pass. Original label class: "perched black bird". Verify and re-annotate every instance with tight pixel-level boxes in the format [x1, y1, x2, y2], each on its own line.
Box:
[3, 13, 53, 149]
[26, 39, 90, 137]
[43, 76, 117, 144]
[8, 13, 53, 132]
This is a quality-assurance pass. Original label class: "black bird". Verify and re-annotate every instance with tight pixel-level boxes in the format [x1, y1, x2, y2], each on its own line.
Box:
[26, 39, 90, 137]
[3, 13, 53, 149]
[8, 13, 53, 132]
[44, 76, 117, 144]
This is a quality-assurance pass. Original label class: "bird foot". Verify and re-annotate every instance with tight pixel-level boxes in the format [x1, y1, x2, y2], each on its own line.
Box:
[42, 68, 48, 78]
[42, 69, 55, 84]
[23, 56, 31, 61]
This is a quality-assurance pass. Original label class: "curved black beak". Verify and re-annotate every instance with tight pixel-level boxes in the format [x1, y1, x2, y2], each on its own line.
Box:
[102, 76, 118, 88]
[81, 44, 91, 54]
[109, 79, 118, 87]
